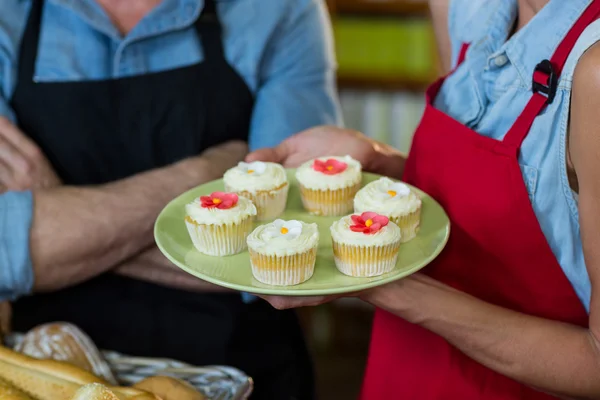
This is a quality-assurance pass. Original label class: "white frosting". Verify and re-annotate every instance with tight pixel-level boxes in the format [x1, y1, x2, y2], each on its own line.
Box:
[295, 155, 362, 190]
[247, 219, 319, 256]
[185, 195, 256, 225]
[330, 214, 401, 246]
[354, 177, 421, 216]
[223, 161, 287, 193]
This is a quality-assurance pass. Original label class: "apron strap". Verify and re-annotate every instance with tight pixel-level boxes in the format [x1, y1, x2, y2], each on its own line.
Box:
[18, 0, 44, 83]
[503, 0, 600, 149]
[194, 0, 226, 61]
[455, 43, 470, 69]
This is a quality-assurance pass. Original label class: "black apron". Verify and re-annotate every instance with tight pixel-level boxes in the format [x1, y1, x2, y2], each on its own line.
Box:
[11, 2, 315, 399]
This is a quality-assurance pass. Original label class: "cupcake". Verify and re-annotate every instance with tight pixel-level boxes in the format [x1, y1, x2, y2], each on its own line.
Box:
[330, 212, 401, 277]
[185, 191, 257, 256]
[224, 161, 289, 221]
[354, 177, 421, 242]
[247, 219, 319, 286]
[295, 155, 362, 216]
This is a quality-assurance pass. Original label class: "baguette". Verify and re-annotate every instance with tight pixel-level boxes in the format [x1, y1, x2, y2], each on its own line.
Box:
[133, 376, 206, 400]
[70, 384, 121, 400]
[70, 383, 159, 400]
[16, 323, 116, 384]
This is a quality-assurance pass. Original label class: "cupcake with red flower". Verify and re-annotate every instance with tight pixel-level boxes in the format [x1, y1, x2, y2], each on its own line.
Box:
[295, 155, 362, 216]
[185, 191, 257, 256]
[330, 212, 401, 277]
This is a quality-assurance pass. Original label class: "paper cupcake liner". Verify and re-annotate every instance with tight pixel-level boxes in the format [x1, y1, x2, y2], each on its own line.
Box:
[299, 182, 361, 216]
[390, 208, 421, 243]
[185, 216, 254, 256]
[248, 248, 317, 286]
[225, 183, 289, 221]
[332, 241, 401, 277]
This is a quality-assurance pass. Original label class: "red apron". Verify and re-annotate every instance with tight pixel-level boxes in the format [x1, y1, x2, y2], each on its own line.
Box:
[360, 3, 600, 399]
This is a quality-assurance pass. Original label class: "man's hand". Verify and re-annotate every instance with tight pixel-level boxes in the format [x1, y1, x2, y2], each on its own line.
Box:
[0, 117, 61, 191]
[246, 125, 406, 178]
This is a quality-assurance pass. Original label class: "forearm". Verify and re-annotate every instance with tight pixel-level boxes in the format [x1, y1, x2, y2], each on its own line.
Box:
[114, 246, 230, 293]
[364, 275, 600, 399]
[428, 0, 452, 73]
[30, 158, 208, 292]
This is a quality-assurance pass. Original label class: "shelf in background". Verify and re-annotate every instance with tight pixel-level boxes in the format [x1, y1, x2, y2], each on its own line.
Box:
[327, 0, 429, 16]
[337, 75, 431, 91]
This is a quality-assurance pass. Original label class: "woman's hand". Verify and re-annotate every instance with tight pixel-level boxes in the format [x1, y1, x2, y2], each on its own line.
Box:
[257, 274, 427, 314]
[258, 293, 350, 310]
[0, 117, 61, 191]
[247, 125, 406, 178]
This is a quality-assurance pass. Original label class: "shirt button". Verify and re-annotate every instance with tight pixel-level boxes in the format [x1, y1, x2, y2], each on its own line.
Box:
[494, 54, 509, 67]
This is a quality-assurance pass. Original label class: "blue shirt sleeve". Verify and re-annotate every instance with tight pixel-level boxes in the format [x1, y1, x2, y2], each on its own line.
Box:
[0, 191, 34, 301]
[248, 0, 342, 151]
[0, 3, 35, 300]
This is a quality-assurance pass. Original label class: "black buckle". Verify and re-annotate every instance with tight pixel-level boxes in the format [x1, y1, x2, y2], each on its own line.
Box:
[532, 59, 558, 104]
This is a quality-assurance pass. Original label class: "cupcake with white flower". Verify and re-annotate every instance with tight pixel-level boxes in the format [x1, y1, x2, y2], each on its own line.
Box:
[247, 219, 319, 286]
[185, 191, 257, 256]
[295, 155, 362, 216]
[223, 161, 288, 221]
[354, 177, 421, 242]
[330, 212, 401, 277]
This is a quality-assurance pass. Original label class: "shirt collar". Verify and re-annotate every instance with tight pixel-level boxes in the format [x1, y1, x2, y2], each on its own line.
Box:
[47, 0, 205, 41]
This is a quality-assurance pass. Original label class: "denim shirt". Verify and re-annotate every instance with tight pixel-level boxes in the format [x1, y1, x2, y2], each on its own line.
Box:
[436, 0, 599, 311]
[0, 0, 341, 301]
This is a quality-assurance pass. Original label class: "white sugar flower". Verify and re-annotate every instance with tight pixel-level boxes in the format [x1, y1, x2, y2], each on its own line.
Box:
[377, 180, 411, 200]
[237, 161, 267, 175]
[265, 219, 303, 240]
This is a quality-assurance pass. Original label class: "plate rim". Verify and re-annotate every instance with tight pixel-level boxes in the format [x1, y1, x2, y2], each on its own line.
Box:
[154, 171, 451, 296]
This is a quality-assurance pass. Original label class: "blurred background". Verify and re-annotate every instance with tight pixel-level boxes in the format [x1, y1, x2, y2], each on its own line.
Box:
[300, 0, 437, 398]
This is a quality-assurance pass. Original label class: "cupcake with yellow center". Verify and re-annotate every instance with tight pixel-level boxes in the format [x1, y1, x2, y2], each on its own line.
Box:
[295, 155, 362, 216]
[223, 161, 289, 221]
[185, 191, 256, 256]
[247, 219, 319, 286]
[354, 177, 422, 242]
[330, 212, 401, 277]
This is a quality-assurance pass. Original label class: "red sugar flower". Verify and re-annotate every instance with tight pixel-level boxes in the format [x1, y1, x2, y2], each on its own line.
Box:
[350, 212, 389, 234]
[200, 192, 238, 210]
[312, 158, 348, 175]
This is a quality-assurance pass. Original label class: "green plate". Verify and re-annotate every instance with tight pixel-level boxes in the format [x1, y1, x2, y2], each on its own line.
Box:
[155, 170, 450, 296]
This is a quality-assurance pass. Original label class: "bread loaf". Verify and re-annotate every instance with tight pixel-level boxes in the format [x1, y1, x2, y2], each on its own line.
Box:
[0, 377, 33, 400]
[16, 323, 116, 384]
[133, 376, 206, 400]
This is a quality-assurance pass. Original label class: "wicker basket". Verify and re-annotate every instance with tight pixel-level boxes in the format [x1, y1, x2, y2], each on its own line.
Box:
[5, 333, 253, 400]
